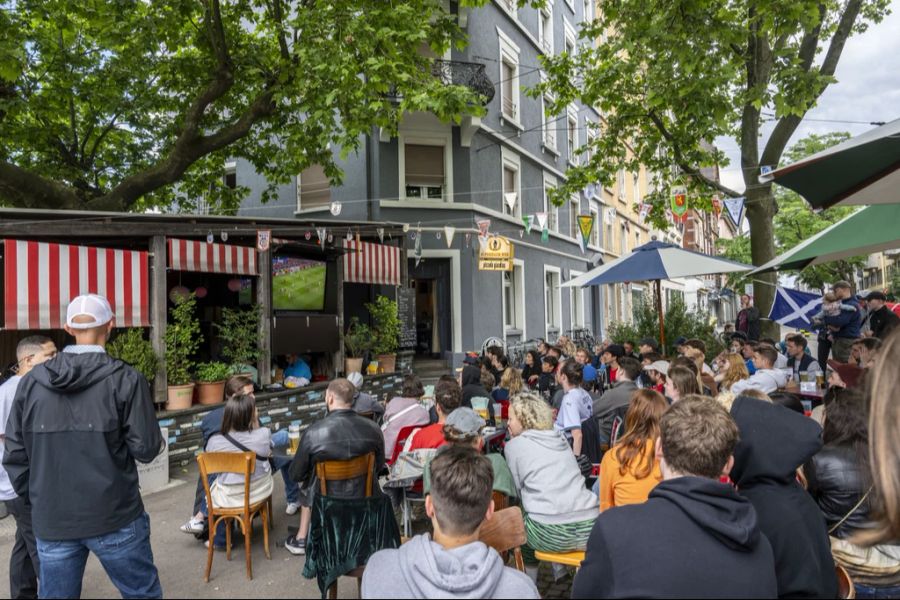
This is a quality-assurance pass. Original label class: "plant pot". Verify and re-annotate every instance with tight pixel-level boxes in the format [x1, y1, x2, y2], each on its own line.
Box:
[166, 383, 195, 411]
[345, 357, 364, 375]
[377, 353, 397, 374]
[196, 380, 226, 405]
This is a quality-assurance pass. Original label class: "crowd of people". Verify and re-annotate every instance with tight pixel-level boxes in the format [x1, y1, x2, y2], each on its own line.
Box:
[2, 291, 900, 599]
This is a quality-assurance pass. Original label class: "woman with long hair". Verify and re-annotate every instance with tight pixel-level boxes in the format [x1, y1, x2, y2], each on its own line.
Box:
[665, 365, 701, 403]
[521, 350, 542, 388]
[599, 389, 668, 511]
[492, 367, 524, 421]
[715, 353, 750, 392]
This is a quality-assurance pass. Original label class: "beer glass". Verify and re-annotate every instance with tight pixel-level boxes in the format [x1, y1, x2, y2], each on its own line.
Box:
[288, 424, 301, 454]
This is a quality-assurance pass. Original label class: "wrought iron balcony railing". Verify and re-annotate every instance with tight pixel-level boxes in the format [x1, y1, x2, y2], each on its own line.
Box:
[430, 60, 495, 105]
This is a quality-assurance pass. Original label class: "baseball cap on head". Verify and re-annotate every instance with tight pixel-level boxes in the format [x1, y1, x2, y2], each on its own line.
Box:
[66, 294, 113, 329]
[347, 372, 364, 388]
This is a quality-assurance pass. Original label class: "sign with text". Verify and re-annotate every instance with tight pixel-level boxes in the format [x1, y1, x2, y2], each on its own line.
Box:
[478, 236, 515, 271]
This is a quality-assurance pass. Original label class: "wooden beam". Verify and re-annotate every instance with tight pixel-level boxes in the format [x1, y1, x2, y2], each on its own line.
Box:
[256, 246, 272, 386]
[150, 236, 168, 406]
[335, 253, 345, 375]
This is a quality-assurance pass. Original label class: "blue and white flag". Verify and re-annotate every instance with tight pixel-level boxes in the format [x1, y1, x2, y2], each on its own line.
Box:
[768, 286, 822, 329]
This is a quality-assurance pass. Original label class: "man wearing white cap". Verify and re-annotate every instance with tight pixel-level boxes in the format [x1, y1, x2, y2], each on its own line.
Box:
[3, 294, 164, 598]
[347, 372, 384, 418]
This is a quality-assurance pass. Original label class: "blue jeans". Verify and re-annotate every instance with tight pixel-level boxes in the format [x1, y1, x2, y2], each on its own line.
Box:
[36, 513, 162, 599]
[855, 583, 900, 599]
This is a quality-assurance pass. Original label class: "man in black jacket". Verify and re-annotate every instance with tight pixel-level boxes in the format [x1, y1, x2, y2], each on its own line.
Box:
[730, 395, 838, 599]
[284, 378, 385, 555]
[865, 291, 900, 339]
[3, 295, 164, 599]
[573, 396, 777, 599]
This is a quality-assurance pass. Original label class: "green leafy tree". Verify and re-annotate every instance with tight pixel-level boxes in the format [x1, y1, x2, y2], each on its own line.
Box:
[216, 305, 261, 372]
[608, 297, 723, 358]
[165, 294, 202, 386]
[538, 0, 889, 335]
[108, 328, 158, 385]
[0, 0, 488, 212]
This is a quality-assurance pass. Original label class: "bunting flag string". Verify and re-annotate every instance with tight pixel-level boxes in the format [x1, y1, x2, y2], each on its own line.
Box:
[671, 191, 688, 224]
[522, 215, 534, 234]
[723, 196, 746, 228]
[444, 226, 456, 248]
[504, 192, 518, 212]
[577, 214, 595, 254]
[536, 212, 548, 230]
[316, 227, 327, 248]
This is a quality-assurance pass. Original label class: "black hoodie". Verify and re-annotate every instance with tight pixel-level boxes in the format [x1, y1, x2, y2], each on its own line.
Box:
[460, 365, 495, 424]
[730, 396, 838, 599]
[2, 350, 163, 540]
[573, 476, 777, 598]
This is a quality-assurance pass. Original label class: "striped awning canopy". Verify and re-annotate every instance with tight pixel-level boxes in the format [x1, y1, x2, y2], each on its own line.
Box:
[167, 238, 258, 275]
[342, 239, 400, 286]
[3, 239, 149, 330]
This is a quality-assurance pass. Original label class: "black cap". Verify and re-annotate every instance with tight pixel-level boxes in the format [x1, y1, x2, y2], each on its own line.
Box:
[730, 331, 748, 342]
[674, 336, 688, 346]
[604, 344, 625, 358]
[639, 337, 659, 351]
[867, 291, 887, 302]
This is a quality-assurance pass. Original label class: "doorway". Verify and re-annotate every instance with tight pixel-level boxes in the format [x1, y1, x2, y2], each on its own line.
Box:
[409, 258, 451, 359]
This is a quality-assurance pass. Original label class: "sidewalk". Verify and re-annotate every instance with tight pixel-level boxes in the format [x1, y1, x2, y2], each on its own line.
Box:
[0, 463, 573, 599]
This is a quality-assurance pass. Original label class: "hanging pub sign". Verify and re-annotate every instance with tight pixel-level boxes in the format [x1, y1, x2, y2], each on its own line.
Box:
[478, 235, 515, 271]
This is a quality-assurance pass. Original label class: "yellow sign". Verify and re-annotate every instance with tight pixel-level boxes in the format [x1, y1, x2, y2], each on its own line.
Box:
[478, 235, 514, 271]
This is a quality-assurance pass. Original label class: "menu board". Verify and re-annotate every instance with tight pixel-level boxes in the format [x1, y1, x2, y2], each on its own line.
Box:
[397, 288, 417, 350]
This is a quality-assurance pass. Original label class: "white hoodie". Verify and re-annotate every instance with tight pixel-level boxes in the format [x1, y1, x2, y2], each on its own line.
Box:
[731, 368, 788, 395]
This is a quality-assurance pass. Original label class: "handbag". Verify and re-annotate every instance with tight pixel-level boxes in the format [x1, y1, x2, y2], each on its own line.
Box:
[220, 432, 277, 471]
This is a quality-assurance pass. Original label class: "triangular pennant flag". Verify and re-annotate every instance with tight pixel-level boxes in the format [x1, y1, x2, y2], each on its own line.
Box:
[477, 219, 491, 238]
[639, 203, 651, 221]
[583, 182, 597, 198]
[316, 227, 327, 248]
[723, 197, 745, 228]
[541, 227, 549, 243]
[414, 232, 423, 267]
[577, 214, 595, 254]
[377, 228, 385, 243]
[478, 234, 489, 252]
[504, 192, 518, 212]
[536, 212, 548, 230]
[444, 226, 455, 248]
[671, 192, 688, 221]
[522, 215, 534, 234]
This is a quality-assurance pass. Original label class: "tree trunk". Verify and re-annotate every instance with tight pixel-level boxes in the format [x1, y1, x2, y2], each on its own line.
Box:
[744, 185, 779, 340]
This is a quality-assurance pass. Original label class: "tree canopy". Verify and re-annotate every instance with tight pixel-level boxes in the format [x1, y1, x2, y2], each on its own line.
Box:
[539, 0, 889, 325]
[0, 0, 488, 213]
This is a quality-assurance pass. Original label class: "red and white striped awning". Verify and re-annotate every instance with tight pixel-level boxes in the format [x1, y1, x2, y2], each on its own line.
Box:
[342, 239, 400, 286]
[3, 239, 149, 330]
[167, 238, 258, 275]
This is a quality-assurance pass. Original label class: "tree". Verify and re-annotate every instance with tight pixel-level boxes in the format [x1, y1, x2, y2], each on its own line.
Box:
[0, 0, 488, 213]
[718, 131, 864, 290]
[539, 0, 889, 334]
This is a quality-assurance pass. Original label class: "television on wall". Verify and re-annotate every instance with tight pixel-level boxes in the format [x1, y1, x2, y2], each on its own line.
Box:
[272, 256, 327, 311]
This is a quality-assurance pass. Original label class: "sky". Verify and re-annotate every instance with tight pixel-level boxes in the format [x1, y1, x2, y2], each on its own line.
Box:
[716, 3, 900, 193]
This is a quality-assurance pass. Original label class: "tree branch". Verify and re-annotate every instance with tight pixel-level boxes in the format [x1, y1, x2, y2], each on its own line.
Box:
[267, 0, 291, 61]
[0, 161, 82, 209]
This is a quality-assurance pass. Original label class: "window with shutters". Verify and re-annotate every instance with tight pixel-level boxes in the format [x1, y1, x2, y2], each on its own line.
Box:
[297, 164, 331, 210]
[404, 143, 445, 200]
[590, 207, 600, 247]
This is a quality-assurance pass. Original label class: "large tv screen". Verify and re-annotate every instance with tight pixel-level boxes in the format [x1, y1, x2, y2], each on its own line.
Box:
[272, 257, 327, 311]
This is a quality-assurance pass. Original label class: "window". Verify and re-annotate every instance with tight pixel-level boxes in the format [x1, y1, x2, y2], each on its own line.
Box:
[633, 172, 641, 204]
[570, 270, 585, 328]
[544, 268, 562, 336]
[584, 0, 593, 21]
[604, 208, 614, 251]
[607, 283, 617, 321]
[500, 0, 517, 15]
[620, 224, 627, 254]
[570, 197, 580, 239]
[498, 31, 521, 125]
[619, 284, 629, 322]
[585, 127, 596, 169]
[617, 170, 626, 200]
[503, 262, 525, 334]
[543, 178, 559, 233]
[567, 109, 578, 164]
[501, 147, 521, 217]
[297, 164, 331, 210]
[224, 162, 237, 189]
[404, 143, 445, 200]
[542, 93, 557, 152]
[539, 6, 553, 54]
[564, 19, 577, 57]
[590, 207, 600, 247]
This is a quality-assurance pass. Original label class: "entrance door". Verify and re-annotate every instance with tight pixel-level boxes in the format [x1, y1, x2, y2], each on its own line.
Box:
[409, 258, 451, 359]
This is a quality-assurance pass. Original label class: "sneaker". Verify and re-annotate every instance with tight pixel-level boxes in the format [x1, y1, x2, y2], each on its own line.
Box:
[284, 535, 306, 556]
[180, 517, 205, 535]
[285, 502, 300, 516]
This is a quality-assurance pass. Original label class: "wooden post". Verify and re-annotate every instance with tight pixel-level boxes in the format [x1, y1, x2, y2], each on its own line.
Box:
[656, 279, 666, 356]
[257, 247, 272, 386]
[335, 252, 345, 375]
[149, 236, 167, 406]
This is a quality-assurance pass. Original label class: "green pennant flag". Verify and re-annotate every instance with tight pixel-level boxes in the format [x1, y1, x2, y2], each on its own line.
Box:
[541, 227, 549, 243]
[523, 215, 534, 234]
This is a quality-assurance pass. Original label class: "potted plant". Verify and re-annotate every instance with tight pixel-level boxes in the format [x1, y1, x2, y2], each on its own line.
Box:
[343, 317, 374, 375]
[216, 305, 261, 377]
[165, 294, 202, 410]
[195, 362, 232, 405]
[366, 295, 401, 373]
[108, 328, 158, 387]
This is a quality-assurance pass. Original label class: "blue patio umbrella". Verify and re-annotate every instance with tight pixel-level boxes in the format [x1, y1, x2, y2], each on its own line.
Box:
[562, 241, 752, 351]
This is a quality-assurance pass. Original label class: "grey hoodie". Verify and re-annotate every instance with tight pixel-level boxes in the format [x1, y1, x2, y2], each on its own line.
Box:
[361, 534, 539, 599]
[504, 429, 599, 525]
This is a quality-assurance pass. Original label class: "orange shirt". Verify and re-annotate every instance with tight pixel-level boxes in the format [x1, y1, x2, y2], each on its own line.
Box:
[599, 439, 662, 512]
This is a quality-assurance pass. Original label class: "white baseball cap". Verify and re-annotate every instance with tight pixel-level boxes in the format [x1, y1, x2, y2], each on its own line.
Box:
[644, 360, 670, 376]
[66, 294, 114, 329]
[347, 372, 364, 388]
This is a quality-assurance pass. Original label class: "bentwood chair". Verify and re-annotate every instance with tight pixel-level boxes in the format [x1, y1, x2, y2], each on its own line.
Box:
[478, 506, 527, 572]
[197, 452, 272, 582]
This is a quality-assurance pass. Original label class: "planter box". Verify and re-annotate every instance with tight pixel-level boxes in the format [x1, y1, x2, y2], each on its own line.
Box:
[137, 427, 169, 494]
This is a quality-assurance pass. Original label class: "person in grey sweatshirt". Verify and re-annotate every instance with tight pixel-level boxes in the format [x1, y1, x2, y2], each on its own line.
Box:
[505, 392, 598, 556]
[361, 446, 538, 599]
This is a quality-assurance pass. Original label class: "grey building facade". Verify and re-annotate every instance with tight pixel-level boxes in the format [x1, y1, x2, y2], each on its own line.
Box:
[239, 0, 608, 362]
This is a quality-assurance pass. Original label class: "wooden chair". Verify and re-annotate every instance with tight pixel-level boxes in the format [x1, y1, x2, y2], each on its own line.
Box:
[315, 453, 375, 600]
[492, 490, 509, 511]
[197, 452, 272, 583]
[534, 550, 586, 570]
[478, 507, 527, 573]
[836, 564, 856, 599]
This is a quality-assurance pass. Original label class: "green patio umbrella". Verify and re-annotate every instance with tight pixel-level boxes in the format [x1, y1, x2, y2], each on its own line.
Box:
[750, 203, 900, 275]
[760, 118, 900, 210]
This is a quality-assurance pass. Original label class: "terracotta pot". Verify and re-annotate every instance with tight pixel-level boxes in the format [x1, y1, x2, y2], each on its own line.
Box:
[196, 381, 226, 405]
[345, 357, 364, 375]
[166, 383, 195, 411]
[377, 353, 397, 374]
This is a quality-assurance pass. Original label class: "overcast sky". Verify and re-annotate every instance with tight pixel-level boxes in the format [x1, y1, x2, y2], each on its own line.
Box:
[716, 4, 900, 192]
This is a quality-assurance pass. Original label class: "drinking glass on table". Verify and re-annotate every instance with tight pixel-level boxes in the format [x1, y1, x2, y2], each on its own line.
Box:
[288, 424, 301, 454]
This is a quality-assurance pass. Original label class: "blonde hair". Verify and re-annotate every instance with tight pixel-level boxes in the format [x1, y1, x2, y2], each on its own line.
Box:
[741, 388, 771, 402]
[501, 368, 524, 395]
[715, 391, 737, 412]
[509, 392, 554, 431]
[720, 353, 750, 391]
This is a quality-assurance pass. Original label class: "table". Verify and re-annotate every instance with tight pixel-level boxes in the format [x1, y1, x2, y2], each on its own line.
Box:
[482, 426, 508, 452]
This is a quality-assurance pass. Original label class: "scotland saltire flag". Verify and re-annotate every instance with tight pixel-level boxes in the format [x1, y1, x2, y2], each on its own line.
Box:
[768, 286, 823, 329]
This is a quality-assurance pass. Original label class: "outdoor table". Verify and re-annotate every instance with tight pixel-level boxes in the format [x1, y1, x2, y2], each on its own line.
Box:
[482, 426, 508, 453]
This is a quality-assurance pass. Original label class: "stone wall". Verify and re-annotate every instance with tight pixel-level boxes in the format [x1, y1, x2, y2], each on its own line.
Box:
[157, 368, 408, 469]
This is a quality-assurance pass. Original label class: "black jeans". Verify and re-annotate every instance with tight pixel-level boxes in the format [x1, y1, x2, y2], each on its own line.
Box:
[5, 497, 40, 599]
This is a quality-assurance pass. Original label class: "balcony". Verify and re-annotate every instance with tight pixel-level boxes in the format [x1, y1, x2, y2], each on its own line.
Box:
[430, 60, 495, 105]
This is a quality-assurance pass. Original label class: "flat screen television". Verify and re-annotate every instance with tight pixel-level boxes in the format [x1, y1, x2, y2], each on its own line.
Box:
[272, 256, 327, 311]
